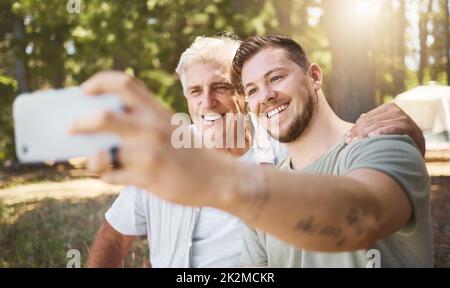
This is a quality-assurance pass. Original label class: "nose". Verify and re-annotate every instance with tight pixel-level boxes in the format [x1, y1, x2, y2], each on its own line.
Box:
[259, 86, 276, 106]
[201, 88, 217, 109]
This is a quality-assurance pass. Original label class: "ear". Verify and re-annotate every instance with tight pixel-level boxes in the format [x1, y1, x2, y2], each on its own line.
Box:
[309, 63, 323, 90]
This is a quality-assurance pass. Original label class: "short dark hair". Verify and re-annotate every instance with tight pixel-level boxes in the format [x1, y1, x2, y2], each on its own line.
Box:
[232, 35, 310, 80]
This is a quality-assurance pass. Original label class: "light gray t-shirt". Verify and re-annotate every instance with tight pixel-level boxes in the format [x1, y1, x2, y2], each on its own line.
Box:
[241, 135, 434, 268]
[191, 208, 243, 267]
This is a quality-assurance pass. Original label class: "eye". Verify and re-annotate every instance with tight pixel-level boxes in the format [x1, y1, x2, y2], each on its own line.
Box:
[247, 88, 257, 97]
[190, 89, 201, 97]
[215, 85, 229, 93]
[270, 75, 283, 82]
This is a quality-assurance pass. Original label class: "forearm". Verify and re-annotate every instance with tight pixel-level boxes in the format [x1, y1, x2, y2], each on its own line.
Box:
[214, 165, 383, 252]
[87, 221, 136, 268]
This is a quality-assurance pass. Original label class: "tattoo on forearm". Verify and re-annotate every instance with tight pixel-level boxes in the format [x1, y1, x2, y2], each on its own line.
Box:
[356, 227, 364, 237]
[293, 216, 341, 238]
[319, 225, 342, 237]
[348, 206, 380, 236]
[335, 238, 347, 248]
[293, 206, 379, 244]
[346, 207, 358, 225]
[293, 216, 317, 233]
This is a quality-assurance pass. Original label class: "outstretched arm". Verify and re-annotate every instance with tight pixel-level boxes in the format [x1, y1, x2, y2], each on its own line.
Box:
[209, 164, 412, 252]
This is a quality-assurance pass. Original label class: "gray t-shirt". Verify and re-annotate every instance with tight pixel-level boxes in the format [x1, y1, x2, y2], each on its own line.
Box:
[241, 135, 434, 268]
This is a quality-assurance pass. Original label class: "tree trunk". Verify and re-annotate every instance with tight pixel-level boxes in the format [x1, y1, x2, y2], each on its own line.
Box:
[393, 0, 406, 94]
[52, 37, 66, 88]
[322, 0, 376, 122]
[446, 0, 450, 85]
[272, 0, 311, 36]
[13, 18, 29, 93]
[418, 0, 432, 85]
[273, 0, 294, 33]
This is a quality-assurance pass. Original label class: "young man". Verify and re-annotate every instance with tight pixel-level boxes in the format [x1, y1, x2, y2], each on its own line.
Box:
[77, 35, 430, 268]
[233, 35, 433, 267]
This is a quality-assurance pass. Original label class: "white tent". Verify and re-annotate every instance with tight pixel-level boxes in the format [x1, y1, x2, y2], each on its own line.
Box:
[394, 83, 450, 132]
[394, 83, 450, 146]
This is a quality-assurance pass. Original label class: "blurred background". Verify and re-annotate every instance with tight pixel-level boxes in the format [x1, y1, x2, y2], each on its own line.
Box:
[0, 0, 449, 267]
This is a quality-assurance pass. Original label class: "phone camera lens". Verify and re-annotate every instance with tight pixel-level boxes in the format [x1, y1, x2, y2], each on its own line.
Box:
[22, 145, 28, 154]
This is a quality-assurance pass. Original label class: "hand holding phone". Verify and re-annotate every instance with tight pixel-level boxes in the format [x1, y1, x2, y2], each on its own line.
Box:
[13, 87, 122, 163]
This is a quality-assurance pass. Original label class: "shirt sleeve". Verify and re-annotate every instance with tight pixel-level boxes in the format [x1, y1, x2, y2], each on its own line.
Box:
[105, 185, 148, 236]
[342, 135, 430, 233]
[240, 225, 269, 267]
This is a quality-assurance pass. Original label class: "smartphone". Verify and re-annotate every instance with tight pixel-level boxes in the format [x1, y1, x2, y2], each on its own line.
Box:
[13, 87, 122, 164]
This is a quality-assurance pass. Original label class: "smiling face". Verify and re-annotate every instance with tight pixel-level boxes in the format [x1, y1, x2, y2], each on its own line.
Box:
[183, 62, 239, 143]
[241, 48, 316, 143]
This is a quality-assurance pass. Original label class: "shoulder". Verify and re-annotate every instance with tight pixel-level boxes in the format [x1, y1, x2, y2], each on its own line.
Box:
[342, 135, 424, 167]
[346, 135, 419, 154]
[341, 135, 429, 191]
[342, 135, 430, 202]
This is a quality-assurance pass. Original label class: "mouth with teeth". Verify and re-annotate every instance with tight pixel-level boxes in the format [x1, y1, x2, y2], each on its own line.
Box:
[266, 103, 289, 119]
[202, 113, 225, 124]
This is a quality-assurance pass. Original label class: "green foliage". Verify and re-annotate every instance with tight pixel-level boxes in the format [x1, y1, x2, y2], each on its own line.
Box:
[0, 0, 270, 163]
[0, 0, 448, 162]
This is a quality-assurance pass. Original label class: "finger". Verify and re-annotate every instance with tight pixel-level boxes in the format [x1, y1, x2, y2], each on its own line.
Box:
[100, 169, 145, 187]
[362, 115, 412, 139]
[354, 113, 367, 126]
[87, 150, 112, 174]
[356, 121, 386, 139]
[349, 113, 371, 140]
[347, 120, 389, 144]
[350, 118, 406, 143]
[368, 125, 401, 137]
[349, 103, 403, 142]
[81, 71, 157, 109]
[69, 110, 135, 136]
[347, 118, 373, 143]
[349, 110, 399, 140]
[87, 147, 129, 174]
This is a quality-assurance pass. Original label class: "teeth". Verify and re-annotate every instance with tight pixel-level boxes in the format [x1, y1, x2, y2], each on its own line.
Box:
[203, 114, 222, 121]
[266, 104, 288, 118]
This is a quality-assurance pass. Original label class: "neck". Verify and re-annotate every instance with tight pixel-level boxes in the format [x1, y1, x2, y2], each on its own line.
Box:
[287, 91, 352, 170]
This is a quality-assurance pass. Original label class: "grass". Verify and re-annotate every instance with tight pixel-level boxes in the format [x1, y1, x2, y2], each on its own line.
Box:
[0, 195, 149, 268]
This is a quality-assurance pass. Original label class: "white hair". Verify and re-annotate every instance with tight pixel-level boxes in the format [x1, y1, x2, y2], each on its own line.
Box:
[175, 35, 241, 93]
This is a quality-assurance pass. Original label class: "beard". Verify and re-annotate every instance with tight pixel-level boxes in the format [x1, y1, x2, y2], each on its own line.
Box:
[272, 95, 315, 143]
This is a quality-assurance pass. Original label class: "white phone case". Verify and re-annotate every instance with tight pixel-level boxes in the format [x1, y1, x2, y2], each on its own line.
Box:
[13, 87, 122, 163]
